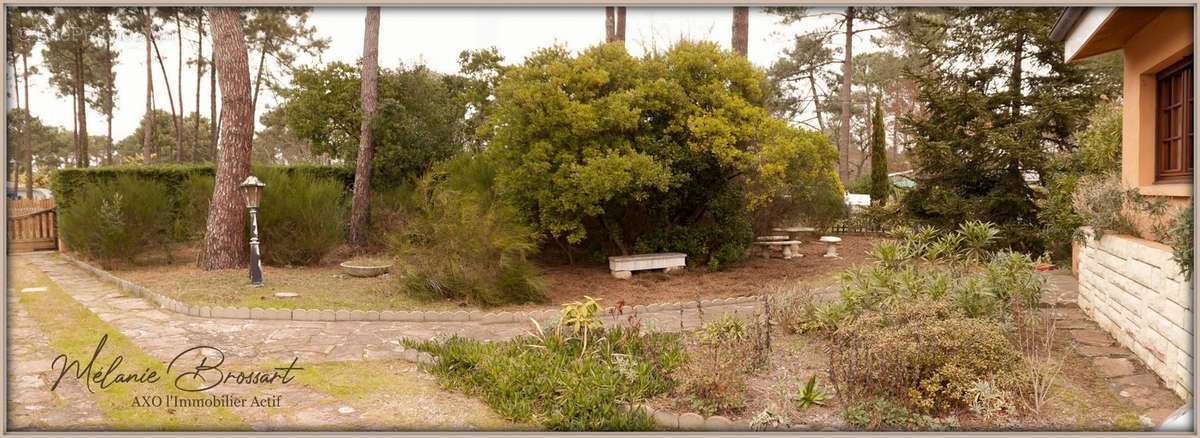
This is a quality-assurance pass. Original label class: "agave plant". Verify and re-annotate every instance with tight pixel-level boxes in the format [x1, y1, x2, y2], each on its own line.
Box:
[793, 375, 829, 409]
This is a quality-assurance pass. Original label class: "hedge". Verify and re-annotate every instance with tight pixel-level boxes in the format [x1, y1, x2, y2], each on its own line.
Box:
[51, 164, 354, 249]
[50, 164, 354, 212]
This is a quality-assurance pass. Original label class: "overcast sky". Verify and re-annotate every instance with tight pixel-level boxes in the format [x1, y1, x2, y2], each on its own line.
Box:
[10, 7, 878, 141]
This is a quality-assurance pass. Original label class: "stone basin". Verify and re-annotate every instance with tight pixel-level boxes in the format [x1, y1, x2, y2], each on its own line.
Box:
[339, 260, 393, 278]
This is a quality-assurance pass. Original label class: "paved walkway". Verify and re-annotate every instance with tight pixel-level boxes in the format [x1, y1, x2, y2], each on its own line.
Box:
[21, 253, 762, 366]
[1040, 271, 1184, 425]
[7, 280, 107, 431]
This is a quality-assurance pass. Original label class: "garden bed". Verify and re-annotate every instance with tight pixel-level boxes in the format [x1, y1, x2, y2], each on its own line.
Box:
[99, 236, 878, 313]
[646, 328, 1177, 431]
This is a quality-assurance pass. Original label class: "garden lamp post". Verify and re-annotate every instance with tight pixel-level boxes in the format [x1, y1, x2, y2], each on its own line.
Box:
[241, 175, 266, 287]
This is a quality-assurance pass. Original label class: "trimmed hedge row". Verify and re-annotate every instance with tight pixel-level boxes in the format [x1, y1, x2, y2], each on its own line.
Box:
[51, 164, 354, 266]
[50, 164, 354, 211]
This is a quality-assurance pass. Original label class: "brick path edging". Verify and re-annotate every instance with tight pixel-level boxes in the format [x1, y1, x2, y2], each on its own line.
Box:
[60, 252, 765, 323]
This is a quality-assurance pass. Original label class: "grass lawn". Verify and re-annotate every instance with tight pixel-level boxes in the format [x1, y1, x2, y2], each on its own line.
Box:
[10, 257, 247, 430]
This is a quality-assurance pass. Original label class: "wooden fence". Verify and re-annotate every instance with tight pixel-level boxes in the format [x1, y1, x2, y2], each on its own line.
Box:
[8, 199, 57, 252]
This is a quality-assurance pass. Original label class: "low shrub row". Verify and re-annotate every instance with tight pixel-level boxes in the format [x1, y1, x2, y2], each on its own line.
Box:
[53, 164, 352, 267]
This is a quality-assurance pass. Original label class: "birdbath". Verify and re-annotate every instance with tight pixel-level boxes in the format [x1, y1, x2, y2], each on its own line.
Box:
[819, 236, 842, 258]
[339, 258, 393, 278]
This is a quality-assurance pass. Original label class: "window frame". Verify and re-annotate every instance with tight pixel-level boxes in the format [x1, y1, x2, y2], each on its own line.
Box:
[1154, 55, 1194, 183]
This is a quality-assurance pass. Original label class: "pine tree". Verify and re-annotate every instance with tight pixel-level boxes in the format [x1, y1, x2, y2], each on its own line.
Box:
[349, 7, 381, 248]
[201, 7, 254, 270]
[900, 8, 1112, 252]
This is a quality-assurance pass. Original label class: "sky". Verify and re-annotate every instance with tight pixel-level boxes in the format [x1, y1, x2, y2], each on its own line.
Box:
[10, 7, 881, 142]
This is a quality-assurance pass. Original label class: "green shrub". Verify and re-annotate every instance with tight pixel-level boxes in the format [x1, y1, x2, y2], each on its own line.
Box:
[391, 156, 546, 306]
[829, 298, 1022, 416]
[844, 397, 958, 430]
[404, 322, 684, 430]
[485, 41, 842, 269]
[1072, 172, 1172, 242]
[174, 173, 215, 240]
[1038, 101, 1124, 263]
[256, 169, 348, 266]
[1170, 205, 1193, 280]
[51, 164, 353, 251]
[58, 175, 173, 268]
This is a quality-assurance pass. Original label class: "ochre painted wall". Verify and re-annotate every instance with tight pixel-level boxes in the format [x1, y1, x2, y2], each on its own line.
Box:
[1121, 7, 1194, 200]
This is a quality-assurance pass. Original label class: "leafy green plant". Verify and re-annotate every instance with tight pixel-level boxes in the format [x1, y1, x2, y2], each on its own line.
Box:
[560, 296, 603, 341]
[844, 397, 957, 430]
[867, 240, 909, 269]
[958, 220, 1000, 262]
[256, 169, 347, 266]
[404, 324, 683, 431]
[792, 375, 828, 409]
[701, 314, 747, 344]
[58, 175, 174, 268]
[1071, 172, 1173, 242]
[485, 41, 841, 269]
[1170, 205, 1193, 280]
[391, 158, 546, 306]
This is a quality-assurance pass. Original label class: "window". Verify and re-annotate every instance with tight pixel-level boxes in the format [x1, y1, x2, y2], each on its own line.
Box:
[1156, 56, 1193, 182]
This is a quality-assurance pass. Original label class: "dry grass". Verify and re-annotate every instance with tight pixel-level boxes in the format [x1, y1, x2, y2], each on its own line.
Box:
[114, 261, 462, 311]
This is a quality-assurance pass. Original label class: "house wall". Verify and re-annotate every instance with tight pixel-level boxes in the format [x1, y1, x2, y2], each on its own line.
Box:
[1076, 228, 1192, 399]
[1121, 7, 1193, 202]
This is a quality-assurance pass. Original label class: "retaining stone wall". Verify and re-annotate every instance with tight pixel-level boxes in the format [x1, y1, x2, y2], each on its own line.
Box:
[1075, 228, 1193, 399]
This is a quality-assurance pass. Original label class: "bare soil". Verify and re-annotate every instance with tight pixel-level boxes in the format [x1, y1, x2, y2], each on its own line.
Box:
[99, 235, 879, 311]
[539, 235, 876, 307]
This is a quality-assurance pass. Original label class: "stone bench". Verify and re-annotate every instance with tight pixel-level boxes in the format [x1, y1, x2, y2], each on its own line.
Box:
[752, 240, 803, 259]
[608, 253, 687, 279]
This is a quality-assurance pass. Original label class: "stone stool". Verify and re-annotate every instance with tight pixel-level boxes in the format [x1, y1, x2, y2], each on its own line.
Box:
[819, 236, 842, 258]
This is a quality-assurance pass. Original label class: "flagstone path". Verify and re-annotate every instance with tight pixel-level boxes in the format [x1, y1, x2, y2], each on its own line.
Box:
[7, 251, 1187, 430]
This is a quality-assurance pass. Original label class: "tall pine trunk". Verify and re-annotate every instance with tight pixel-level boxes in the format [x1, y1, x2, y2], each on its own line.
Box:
[177, 14, 186, 161]
[808, 74, 825, 132]
[616, 7, 625, 42]
[605, 7, 615, 42]
[838, 7, 855, 182]
[201, 7, 254, 270]
[194, 13, 204, 162]
[210, 37, 218, 160]
[251, 42, 268, 123]
[143, 12, 155, 163]
[349, 7, 381, 248]
[732, 7, 748, 56]
[152, 37, 183, 162]
[23, 53, 32, 197]
[10, 56, 20, 194]
[105, 34, 114, 165]
[73, 49, 88, 168]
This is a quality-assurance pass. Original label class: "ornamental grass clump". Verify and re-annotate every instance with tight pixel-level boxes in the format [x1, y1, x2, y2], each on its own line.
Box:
[403, 305, 683, 431]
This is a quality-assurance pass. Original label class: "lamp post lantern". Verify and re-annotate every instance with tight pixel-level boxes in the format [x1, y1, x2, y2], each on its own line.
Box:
[240, 175, 266, 287]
